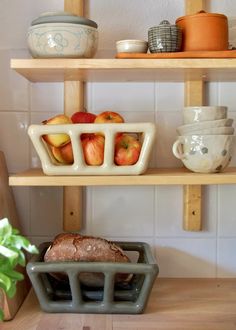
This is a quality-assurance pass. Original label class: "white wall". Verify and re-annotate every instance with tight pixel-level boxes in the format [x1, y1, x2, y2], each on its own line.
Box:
[1, 0, 236, 278]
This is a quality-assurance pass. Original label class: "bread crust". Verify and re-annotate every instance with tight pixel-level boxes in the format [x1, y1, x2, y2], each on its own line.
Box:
[44, 233, 132, 287]
[44, 233, 130, 263]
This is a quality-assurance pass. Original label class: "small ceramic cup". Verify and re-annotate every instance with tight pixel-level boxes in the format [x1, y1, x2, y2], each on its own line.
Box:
[183, 106, 228, 124]
[116, 40, 148, 53]
[172, 134, 234, 173]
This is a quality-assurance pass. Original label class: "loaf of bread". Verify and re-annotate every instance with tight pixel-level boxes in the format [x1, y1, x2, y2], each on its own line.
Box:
[44, 233, 132, 287]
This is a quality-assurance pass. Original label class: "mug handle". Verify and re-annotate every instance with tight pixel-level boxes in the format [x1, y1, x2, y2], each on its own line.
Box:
[172, 140, 185, 159]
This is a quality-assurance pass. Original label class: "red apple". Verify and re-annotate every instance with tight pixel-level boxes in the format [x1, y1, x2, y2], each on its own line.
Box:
[51, 142, 74, 164]
[81, 134, 105, 165]
[42, 114, 72, 147]
[114, 134, 142, 165]
[94, 111, 124, 123]
[71, 111, 97, 124]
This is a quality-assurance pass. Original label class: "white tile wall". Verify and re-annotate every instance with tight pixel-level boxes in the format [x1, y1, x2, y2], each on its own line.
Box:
[91, 82, 155, 113]
[0, 50, 29, 111]
[0, 112, 29, 172]
[155, 186, 217, 237]
[90, 186, 155, 237]
[155, 111, 183, 168]
[217, 238, 236, 277]
[30, 83, 64, 113]
[218, 185, 236, 237]
[29, 187, 63, 236]
[155, 238, 216, 277]
[1, 0, 236, 278]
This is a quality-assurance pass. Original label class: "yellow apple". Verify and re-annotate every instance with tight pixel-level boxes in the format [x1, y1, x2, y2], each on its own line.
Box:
[51, 142, 74, 164]
[42, 114, 72, 147]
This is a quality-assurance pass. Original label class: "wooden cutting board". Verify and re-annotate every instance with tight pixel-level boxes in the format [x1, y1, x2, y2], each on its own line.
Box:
[0, 151, 30, 320]
[116, 50, 236, 59]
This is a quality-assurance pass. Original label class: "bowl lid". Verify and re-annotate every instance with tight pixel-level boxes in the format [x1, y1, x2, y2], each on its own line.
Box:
[176, 10, 227, 23]
[31, 11, 98, 29]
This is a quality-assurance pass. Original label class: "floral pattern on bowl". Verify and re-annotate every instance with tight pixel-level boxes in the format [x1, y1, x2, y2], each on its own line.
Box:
[28, 23, 98, 58]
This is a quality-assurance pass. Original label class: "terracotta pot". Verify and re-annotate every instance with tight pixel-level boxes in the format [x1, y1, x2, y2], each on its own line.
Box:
[176, 11, 228, 51]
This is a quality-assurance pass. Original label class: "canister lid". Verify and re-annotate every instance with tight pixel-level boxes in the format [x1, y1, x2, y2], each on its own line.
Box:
[31, 11, 98, 29]
[176, 10, 227, 23]
[149, 20, 180, 31]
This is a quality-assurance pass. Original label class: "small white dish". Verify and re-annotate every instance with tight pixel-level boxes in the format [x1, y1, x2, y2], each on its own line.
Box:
[116, 39, 148, 53]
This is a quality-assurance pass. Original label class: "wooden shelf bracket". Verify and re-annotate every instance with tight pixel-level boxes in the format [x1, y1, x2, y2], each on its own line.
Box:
[63, 0, 84, 232]
[183, 0, 206, 231]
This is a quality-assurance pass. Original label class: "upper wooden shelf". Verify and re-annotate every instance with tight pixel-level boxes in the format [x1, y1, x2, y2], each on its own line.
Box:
[9, 167, 236, 186]
[11, 58, 236, 82]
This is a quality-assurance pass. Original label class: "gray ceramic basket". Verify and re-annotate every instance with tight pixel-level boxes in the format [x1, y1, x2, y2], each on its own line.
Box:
[148, 20, 182, 53]
[27, 241, 159, 314]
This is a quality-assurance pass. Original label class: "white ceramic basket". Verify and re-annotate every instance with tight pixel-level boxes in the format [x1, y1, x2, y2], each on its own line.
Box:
[28, 123, 156, 175]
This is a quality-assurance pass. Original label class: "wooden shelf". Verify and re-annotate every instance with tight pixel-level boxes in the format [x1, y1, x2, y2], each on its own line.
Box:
[2, 278, 236, 330]
[11, 58, 236, 82]
[9, 167, 236, 186]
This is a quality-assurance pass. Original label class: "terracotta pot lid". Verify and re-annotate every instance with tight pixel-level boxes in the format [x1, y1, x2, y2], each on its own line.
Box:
[176, 10, 227, 23]
[31, 11, 98, 29]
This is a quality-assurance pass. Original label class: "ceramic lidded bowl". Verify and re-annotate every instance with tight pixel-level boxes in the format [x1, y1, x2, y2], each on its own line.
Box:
[148, 20, 182, 53]
[27, 11, 98, 58]
[28, 22, 98, 58]
[172, 134, 234, 173]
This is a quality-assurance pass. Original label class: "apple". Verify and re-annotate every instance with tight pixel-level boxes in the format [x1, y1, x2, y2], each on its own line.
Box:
[81, 134, 105, 165]
[42, 114, 72, 147]
[71, 111, 97, 124]
[94, 111, 124, 123]
[114, 134, 142, 165]
[51, 142, 74, 164]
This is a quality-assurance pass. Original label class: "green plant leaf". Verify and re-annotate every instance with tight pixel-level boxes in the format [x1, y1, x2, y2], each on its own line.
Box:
[6, 281, 17, 298]
[16, 250, 26, 267]
[12, 228, 19, 235]
[0, 308, 3, 321]
[0, 245, 18, 259]
[9, 235, 39, 254]
[2, 269, 24, 281]
[0, 218, 38, 303]
[0, 273, 11, 292]
[0, 218, 12, 242]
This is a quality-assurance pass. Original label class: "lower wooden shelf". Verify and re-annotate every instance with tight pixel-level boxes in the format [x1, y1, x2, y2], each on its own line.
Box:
[9, 167, 236, 186]
[2, 278, 236, 330]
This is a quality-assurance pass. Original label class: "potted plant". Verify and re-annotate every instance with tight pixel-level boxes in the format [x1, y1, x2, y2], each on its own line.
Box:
[0, 218, 38, 320]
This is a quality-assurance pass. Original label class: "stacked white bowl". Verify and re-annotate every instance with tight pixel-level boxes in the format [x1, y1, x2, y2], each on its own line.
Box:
[172, 106, 235, 173]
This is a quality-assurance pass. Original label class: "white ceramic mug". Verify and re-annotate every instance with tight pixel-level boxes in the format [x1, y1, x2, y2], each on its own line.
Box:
[172, 135, 234, 173]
